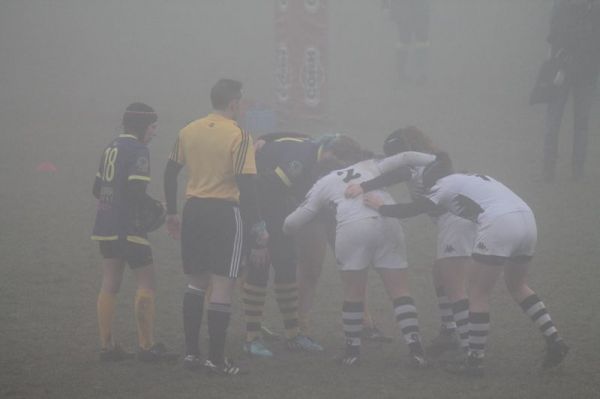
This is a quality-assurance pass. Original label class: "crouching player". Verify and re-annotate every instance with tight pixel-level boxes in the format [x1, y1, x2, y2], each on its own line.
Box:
[91, 103, 175, 362]
[283, 137, 434, 367]
[241, 132, 329, 357]
[364, 155, 569, 376]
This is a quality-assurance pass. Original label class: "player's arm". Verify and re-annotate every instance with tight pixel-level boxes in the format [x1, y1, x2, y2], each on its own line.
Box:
[234, 130, 268, 248]
[283, 180, 325, 235]
[164, 135, 184, 215]
[163, 135, 185, 239]
[365, 194, 437, 219]
[377, 151, 437, 175]
[346, 166, 412, 198]
[164, 160, 183, 215]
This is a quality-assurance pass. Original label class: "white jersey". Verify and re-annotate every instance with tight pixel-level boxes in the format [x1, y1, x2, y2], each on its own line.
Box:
[426, 173, 532, 225]
[283, 151, 435, 234]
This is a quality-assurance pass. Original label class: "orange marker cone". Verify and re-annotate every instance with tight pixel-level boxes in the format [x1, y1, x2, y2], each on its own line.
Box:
[36, 162, 58, 172]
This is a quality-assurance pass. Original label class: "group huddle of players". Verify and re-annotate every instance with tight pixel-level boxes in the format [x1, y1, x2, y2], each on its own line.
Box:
[91, 90, 568, 377]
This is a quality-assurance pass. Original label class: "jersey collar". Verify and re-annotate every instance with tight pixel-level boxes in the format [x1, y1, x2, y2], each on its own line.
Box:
[208, 112, 239, 126]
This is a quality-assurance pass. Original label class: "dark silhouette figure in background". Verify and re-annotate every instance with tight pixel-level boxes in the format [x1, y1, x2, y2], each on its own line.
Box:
[542, 0, 600, 181]
[383, 0, 430, 84]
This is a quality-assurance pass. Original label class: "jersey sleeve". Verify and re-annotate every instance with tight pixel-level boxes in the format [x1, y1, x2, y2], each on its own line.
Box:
[232, 129, 257, 175]
[282, 178, 327, 235]
[425, 180, 448, 206]
[128, 146, 151, 182]
[168, 133, 185, 166]
[376, 151, 436, 175]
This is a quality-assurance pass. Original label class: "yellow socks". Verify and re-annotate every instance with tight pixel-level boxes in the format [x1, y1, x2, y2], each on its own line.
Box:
[97, 291, 116, 349]
[135, 288, 155, 350]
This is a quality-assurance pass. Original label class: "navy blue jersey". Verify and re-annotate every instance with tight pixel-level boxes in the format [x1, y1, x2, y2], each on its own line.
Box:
[92, 134, 151, 245]
[256, 136, 319, 200]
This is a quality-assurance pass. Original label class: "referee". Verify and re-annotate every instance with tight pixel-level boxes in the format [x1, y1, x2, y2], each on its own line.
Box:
[164, 79, 268, 375]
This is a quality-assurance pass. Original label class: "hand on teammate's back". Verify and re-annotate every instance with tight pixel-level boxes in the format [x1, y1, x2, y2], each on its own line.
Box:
[345, 183, 364, 198]
[364, 193, 384, 210]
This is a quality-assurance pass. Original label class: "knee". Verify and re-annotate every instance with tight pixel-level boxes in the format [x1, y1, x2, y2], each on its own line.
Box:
[101, 278, 122, 294]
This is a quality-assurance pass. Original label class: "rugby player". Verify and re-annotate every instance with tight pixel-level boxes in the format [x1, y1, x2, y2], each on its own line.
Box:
[364, 155, 569, 376]
[92, 102, 175, 362]
[164, 79, 267, 376]
[345, 127, 476, 356]
[283, 138, 434, 367]
[244, 133, 391, 357]
[242, 132, 327, 357]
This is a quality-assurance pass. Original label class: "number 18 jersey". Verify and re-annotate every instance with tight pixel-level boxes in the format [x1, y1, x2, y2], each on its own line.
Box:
[92, 134, 151, 244]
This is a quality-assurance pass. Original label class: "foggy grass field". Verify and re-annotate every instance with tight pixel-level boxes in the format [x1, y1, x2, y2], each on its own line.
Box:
[1, 1, 599, 398]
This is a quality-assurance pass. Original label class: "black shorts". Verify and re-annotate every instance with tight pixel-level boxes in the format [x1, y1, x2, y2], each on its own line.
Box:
[99, 240, 153, 269]
[181, 198, 244, 278]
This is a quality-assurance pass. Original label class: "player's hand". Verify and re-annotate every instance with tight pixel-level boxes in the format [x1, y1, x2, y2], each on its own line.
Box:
[364, 193, 385, 210]
[345, 183, 364, 198]
[249, 247, 270, 269]
[251, 221, 269, 248]
[166, 214, 181, 240]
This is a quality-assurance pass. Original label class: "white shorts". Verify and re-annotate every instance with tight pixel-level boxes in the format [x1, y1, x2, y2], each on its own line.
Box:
[472, 211, 537, 260]
[435, 213, 477, 259]
[335, 217, 407, 271]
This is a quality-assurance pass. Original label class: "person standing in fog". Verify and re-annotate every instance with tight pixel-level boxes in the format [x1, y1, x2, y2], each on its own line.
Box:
[383, 0, 430, 84]
[542, 0, 600, 181]
[92, 103, 175, 362]
[164, 79, 268, 375]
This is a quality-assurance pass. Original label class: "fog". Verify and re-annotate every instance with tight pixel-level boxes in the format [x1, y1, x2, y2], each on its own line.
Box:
[2, 1, 599, 264]
[2, 1, 600, 396]
[3, 0, 599, 277]
[2, 1, 579, 181]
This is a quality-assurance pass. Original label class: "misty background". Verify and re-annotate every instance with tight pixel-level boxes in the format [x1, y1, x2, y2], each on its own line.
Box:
[2, 2, 600, 397]
[2, 0, 598, 298]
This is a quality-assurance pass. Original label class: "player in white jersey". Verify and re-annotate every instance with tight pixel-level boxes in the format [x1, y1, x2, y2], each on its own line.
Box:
[283, 143, 435, 368]
[345, 127, 476, 357]
[364, 155, 569, 376]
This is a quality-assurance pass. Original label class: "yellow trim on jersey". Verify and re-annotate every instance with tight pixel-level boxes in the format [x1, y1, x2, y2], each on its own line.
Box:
[127, 235, 150, 246]
[128, 175, 151, 182]
[317, 144, 324, 161]
[274, 138, 306, 143]
[96, 172, 102, 178]
[275, 167, 292, 187]
[119, 134, 138, 140]
[91, 235, 119, 241]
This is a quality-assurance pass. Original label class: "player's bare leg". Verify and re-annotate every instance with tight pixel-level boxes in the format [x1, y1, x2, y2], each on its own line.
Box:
[295, 220, 327, 349]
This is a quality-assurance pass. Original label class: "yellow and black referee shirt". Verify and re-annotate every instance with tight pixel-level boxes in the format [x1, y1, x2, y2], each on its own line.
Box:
[169, 113, 256, 203]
